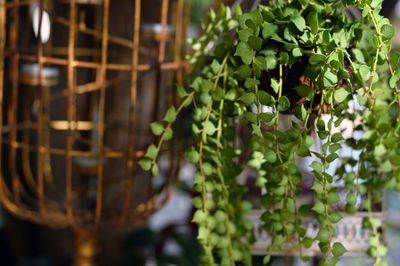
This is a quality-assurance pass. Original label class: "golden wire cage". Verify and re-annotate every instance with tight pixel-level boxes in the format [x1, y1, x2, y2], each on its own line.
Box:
[0, 0, 189, 243]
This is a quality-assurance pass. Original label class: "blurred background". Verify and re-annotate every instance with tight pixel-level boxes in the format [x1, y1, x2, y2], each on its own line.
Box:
[1, 0, 400, 266]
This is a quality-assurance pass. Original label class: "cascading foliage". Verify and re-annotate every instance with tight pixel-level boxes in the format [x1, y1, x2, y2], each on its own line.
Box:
[139, 0, 400, 265]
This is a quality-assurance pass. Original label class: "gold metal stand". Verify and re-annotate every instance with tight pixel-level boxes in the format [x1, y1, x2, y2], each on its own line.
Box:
[73, 228, 98, 266]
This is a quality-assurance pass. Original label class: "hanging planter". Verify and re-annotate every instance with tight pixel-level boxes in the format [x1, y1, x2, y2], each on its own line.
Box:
[140, 0, 400, 265]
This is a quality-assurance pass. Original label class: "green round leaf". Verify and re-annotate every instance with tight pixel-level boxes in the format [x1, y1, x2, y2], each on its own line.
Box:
[312, 200, 325, 214]
[151, 164, 159, 176]
[358, 65, 370, 81]
[323, 70, 338, 87]
[259, 91, 274, 105]
[316, 228, 330, 243]
[238, 28, 253, 42]
[164, 106, 177, 123]
[192, 210, 206, 224]
[239, 92, 256, 105]
[200, 92, 211, 104]
[262, 22, 278, 39]
[391, 51, 400, 66]
[331, 133, 343, 143]
[204, 121, 217, 135]
[334, 88, 350, 103]
[248, 35, 262, 51]
[145, 144, 158, 160]
[264, 149, 277, 163]
[345, 203, 358, 214]
[346, 193, 357, 205]
[163, 127, 173, 141]
[270, 78, 279, 94]
[138, 158, 152, 171]
[329, 211, 343, 223]
[235, 42, 255, 65]
[176, 84, 187, 97]
[302, 237, 314, 248]
[277, 96, 290, 111]
[279, 52, 289, 64]
[236, 64, 252, 79]
[307, 11, 318, 35]
[291, 15, 306, 31]
[332, 242, 347, 257]
[244, 78, 260, 89]
[203, 162, 215, 175]
[381, 24, 395, 40]
[184, 148, 200, 163]
[150, 122, 164, 136]
[266, 55, 278, 70]
[310, 161, 322, 174]
[244, 112, 257, 123]
[292, 47, 303, 57]
[309, 54, 326, 64]
[327, 191, 340, 204]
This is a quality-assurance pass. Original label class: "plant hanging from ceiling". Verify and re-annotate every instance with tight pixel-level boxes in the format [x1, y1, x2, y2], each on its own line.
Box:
[139, 0, 400, 265]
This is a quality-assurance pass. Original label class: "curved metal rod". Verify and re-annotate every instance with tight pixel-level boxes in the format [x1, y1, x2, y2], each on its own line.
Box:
[6, 177, 66, 215]
[94, 0, 110, 227]
[8, 0, 21, 205]
[0, 177, 69, 227]
[35, 0, 47, 218]
[21, 89, 38, 195]
[66, 0, 77, 227]
[0, 0, 9, 223]
[42, 85, 56, 193]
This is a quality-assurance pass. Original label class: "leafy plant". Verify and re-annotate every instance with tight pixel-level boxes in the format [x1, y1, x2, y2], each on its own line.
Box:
[139, 0, 400, 265]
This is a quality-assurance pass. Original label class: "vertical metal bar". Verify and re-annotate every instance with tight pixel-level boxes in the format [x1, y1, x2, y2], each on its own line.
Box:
[41, 0, 55, 193]
[183, 0, 190, 57]
[119, 0, 141, 224]
[0, 0, 6, 203]
[146, 0, 170, 212]
[158, 0, 183, 212]
[95, 0, 110, 226]
[36, 0, 47, 217]
[173, 0, 183, 85]
[42, 85, 55, 191]
[66, 0, 76, 226]
[174, 0, 189, 197]
[158, 0, 169, 64]
[8, 0, 20, 204]
[170, 0, 184, 192]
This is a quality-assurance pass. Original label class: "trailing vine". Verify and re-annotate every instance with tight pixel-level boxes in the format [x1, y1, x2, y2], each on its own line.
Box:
[139, 0, 400, 265]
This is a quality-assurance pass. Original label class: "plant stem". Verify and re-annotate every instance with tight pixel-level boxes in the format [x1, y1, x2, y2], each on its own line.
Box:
[215, 65, 236, 266]
[368, 8, 400, 127]
[198, 54, 229, 263]
[275, 62, 284, 164]
[368, 190, 380, 266]
[151, 92, 194, 166]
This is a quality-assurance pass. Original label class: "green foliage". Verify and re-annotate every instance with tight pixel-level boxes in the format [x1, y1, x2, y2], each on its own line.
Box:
[139, 1, 399, 265]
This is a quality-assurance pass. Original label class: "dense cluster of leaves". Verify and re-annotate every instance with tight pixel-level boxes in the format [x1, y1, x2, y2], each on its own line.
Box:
[139, 0, 400, 265]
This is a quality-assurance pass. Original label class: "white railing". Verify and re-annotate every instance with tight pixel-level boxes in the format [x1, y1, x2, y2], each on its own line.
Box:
[248, 210, 385, 256]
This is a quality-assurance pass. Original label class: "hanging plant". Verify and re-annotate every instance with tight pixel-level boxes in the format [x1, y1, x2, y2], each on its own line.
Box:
[139, 0, 400, 265]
